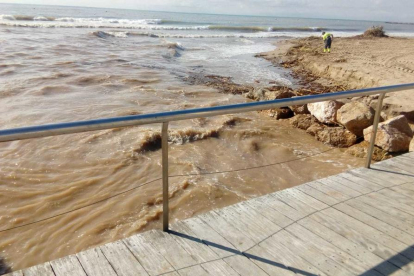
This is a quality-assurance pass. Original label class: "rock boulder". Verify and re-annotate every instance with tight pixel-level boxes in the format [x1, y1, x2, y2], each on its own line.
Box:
[263, 90, 295, 102]
[308, 101, 344, 124]
[306, 123, 325, 136]
[316, 127, 357, 148]
[364, 115, 413, 152]
[410, 138, 414, 152]
[289, 104, 310, 115]
[345, 141, 392, 161]
[268, 108, 294, 120]
[337, 102, 375, 137]
[290, 114, 316, 130]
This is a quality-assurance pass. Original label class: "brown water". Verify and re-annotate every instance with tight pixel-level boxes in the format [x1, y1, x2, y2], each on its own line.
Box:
[0, 16, 366, 272]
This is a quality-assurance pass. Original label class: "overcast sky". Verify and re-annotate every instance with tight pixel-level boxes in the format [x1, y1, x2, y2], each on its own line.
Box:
[1, 0, 413, 22]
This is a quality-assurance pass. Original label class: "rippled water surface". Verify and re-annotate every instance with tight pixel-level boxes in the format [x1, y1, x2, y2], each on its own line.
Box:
[1, 3, 406, 272]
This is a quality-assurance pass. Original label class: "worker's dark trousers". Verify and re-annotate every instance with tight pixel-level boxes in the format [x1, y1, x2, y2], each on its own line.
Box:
[325, 37, 332, 49]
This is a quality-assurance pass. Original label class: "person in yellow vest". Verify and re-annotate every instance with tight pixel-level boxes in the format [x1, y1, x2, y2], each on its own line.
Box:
[322, 32, 333, 53]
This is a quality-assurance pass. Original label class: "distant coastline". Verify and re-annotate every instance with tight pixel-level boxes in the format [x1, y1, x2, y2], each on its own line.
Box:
[385, 21, 414, 25]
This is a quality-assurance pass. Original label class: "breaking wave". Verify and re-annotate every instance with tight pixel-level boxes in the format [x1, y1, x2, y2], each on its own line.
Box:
[0, 14, 346, 34]
[92, 31, 129, 38]
[129, 118, 240, 154]
[127, 31, 312, 39]
[0, 14, 162, 24]
[88, 28, 307, 41]
[209, 26, 328, 32]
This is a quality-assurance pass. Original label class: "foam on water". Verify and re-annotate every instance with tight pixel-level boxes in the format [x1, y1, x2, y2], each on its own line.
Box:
[0, 14, 360, 36]
[92, 30, 129, 38]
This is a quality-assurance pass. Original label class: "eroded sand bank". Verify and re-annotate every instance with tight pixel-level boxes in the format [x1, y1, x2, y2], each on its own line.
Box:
[261, 36, 414, 120]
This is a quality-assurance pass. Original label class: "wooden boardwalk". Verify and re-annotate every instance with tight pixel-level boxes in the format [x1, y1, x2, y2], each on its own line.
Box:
[7, 152, 414, 276]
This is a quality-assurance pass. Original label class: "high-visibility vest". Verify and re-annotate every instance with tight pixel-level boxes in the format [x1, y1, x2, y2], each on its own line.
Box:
[323, 33, 332, 40]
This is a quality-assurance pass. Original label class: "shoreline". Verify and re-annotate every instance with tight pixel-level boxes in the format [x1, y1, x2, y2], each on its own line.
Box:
[260, 35, 414, 158]
[261, 36, 414, 120]
[192, 34, 414, 159]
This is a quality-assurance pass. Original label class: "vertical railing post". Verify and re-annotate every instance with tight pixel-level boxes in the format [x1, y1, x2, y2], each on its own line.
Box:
[365, 93, 386, 168]
[162, 122, 169, 232]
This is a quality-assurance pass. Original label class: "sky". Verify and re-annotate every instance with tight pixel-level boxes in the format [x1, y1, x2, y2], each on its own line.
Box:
[1, 0, 413, 23]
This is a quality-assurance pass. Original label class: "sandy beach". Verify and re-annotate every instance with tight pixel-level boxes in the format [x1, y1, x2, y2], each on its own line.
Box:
[261, 36, 414, 120]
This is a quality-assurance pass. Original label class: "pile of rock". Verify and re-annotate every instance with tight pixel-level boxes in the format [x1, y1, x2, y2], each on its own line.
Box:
[245, 85, 414, 157]
[285, 98, 414, 158]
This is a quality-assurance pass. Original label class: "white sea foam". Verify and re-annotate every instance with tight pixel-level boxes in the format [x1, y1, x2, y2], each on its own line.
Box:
[34, 16, 50, 21]
[0, 14, 16, 21]
[0, 14, 332, 34]
[0, 15, 171, 29]
[92, 31, 129, 38]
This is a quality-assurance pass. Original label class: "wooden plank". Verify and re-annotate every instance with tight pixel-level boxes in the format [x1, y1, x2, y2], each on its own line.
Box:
[23, 262, 55, 276]
[248, 236, 325, 276]
[404, 152, 414, 159]
[399, 152, 414, 158]
[5, 272, 23, 276]
[162, 272, 180, 276]
[281, 188, 329, 210]
[334, 202, 414, 245]
[295, 183, 339, 206]
[144, 230, 199, 270]
[298, 217, 410, 276]
[371, 158, 414, 175]
[329, 174, 373, 194]
[338, 172, 384, 191]
[177, 266, 209, 276]
[353, 197, 414, 233]
[244, 197, 293, 228]
[200, 210, 256, 251]
[200, 260, 240, 276]
[77, 247, 117, 276]
[168, 223, 219, 263]
[353, 166, 411, 187]
[317, 177, 361, 198]
[258, 194, 304, 221]
[307, 180, 350, 202]
[124, 231, 175, 276]
[365, 192, 414, 214]
[286, 223, 381, 276]
[223, 255, 270, 276]
[271, 230, 354, 276]
[271, 190, 318, 216]
[377, 156, 414, 173]
[311, 209, 414, 274]
[50, 255, 87, 276]
[321, 208, 414, 260]
[100, 240, 149, 276]
[377, 188, 414, 206]
[217, 202, 281, 244]
[384, 157, 414, 174]
[390, 184, 414, 197]
[177, 217, 237, 258]
[399, 182, 414, 191]
[396, 155, 414, 163]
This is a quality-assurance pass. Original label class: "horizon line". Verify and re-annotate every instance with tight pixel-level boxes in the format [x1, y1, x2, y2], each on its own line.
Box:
[0, 2, 413, 24]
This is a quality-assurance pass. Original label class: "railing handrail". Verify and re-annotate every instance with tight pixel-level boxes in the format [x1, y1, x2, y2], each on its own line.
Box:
[1, 83, 414, 232]
[1, 83, 414, 143]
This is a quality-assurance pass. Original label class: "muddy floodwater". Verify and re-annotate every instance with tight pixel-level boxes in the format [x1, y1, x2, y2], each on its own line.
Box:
[0, 4, 375, 271]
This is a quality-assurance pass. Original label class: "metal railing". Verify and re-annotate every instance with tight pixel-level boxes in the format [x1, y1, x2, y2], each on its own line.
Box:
[1, 83, 414, 231]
